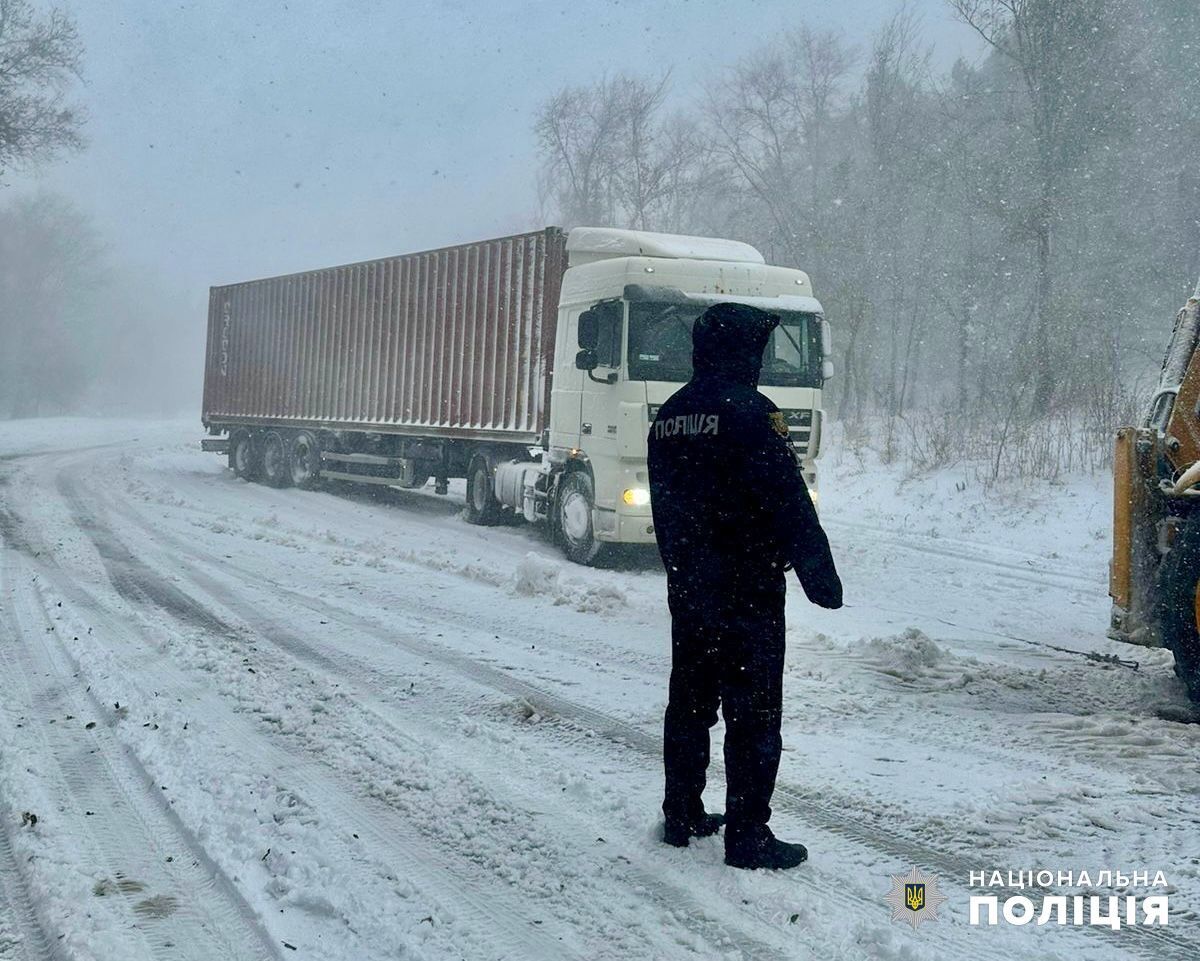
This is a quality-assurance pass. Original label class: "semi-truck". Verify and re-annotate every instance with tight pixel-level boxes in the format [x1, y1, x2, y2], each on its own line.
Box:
[201, 226, 832, 564]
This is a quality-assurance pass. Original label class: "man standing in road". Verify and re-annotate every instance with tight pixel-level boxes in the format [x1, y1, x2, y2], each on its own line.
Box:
[647, 302, 843, 870]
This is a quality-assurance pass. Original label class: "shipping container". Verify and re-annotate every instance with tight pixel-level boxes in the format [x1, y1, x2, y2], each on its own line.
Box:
[202, 227, 566, 443]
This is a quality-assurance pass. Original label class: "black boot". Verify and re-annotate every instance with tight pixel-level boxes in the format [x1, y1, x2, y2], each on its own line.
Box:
[662, 812, 726, 847]
[724, 825, 807, 869]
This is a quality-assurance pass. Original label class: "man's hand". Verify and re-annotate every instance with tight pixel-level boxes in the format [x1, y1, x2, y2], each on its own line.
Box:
[795, 558, 843, 610]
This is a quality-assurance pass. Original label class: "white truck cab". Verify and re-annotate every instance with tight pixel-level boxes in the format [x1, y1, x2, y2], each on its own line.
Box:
[541, 227, 830, 561]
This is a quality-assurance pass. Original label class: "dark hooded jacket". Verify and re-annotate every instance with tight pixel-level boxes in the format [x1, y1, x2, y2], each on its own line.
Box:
[647, 302, 842, 608]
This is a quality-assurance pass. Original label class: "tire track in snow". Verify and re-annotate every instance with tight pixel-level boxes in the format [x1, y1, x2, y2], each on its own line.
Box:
[823, 518, 1098, 595]
[0, 807, 55, 961]
[51, 469, 810, 961]
[132, 562, 825, 961]
[0, 550, 281, 961]
[0, 507, 38, 559]
[35, 584, 597, 961]
[0, 441, 132, 465]
[215, 573, 1197, 961]
[42, 483, 601, 961]
[46, 462, 781, 961]
[101, 483, 1200, 961]
[22, 439, 1198, 961]
[88, 476, 1157, 961]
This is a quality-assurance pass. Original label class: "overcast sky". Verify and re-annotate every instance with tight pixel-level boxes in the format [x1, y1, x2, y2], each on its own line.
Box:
[12, 0, 983, 305]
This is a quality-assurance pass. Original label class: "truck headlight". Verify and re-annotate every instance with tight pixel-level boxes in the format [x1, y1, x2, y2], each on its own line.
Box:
[622, 487, 651, 507]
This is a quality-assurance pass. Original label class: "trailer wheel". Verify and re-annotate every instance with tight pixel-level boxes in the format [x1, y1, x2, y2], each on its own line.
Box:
[464, 455, 502, 525]
[261, 431, 292, 488]
[229, 430, 261, 481]
[556, 471, 604, 565]
[289, 431, 322, 489]
[1156, 515, 1200, 703]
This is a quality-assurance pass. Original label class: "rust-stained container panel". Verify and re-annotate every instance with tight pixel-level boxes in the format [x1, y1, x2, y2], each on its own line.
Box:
[202, 228, 566, 443]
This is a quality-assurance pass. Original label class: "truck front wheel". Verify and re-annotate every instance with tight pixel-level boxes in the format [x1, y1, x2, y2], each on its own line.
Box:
[229, 430, 261, 481]
[556, 471, 604, 565]
[1157, 515, 1200, 703]
[464, 455, 502, 525]
[261, 431, 292, 488]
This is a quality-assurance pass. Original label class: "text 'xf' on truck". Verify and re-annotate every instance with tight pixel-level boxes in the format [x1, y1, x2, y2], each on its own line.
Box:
[201, 226, 833, 564]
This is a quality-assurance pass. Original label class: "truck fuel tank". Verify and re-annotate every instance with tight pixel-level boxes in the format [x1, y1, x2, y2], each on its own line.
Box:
[494, 459, 546, 523]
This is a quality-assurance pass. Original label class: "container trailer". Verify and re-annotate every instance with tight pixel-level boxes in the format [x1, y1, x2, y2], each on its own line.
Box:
[201, 226, 832, 563]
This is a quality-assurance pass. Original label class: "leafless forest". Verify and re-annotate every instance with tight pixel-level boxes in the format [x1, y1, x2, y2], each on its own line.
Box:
[0, 1, 182, 417]
[4, 0, 1200, 480]
[535, 1, 1200, 478]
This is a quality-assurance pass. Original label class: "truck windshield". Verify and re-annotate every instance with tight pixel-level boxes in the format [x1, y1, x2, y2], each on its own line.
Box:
[626, 301, 822, 387]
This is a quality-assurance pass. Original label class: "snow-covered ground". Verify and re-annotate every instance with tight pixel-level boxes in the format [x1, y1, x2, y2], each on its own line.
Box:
[0, 418, 1196, 961]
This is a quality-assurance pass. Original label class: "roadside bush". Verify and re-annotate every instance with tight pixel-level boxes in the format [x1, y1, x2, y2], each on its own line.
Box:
[835, 380, 1142, 490]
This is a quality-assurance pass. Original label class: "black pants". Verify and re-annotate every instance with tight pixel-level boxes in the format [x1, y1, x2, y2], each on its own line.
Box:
[662, 574, 786, 833]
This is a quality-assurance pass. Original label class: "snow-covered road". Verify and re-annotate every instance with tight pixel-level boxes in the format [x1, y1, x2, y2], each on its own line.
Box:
[0, 419, 1196, 961]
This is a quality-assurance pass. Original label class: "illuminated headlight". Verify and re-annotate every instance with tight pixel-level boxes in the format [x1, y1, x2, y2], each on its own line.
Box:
[809, 489, 819, 509]
[622, 488, 651, 507]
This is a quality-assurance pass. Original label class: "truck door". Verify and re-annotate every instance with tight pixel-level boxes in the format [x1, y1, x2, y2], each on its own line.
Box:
[578, 300, 623, 508]
[549, 306, 586, 450]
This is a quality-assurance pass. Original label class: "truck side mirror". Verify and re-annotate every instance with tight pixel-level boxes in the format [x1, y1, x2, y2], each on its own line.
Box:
[575, 348, 598, 371]
[578, 309, 600, 350]
[822, 358, 835, 381]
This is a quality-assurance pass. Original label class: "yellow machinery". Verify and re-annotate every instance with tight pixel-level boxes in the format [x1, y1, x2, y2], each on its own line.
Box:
[1110, 280, 1200, 702]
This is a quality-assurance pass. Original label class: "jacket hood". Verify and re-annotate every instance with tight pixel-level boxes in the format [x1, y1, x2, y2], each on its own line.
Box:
[691, 302, 780, 387]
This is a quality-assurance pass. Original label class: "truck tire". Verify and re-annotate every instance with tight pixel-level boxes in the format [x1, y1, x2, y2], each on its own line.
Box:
[464, 455, 502, 525]
[229, 430, 261, 481]
[556, 471, 604, 565]
[1156, 514, 1200, 703]
[289, 431, 322, 489]
[261, 431, 292, 488]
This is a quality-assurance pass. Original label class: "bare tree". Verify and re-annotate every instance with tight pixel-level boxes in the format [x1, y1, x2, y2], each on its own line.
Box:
[707, 52, 801, 257]
[535, 80, 624, 225]
[860, 6, 935, 415]
[609, 73, 671, 229]
[930, 56, 1007, 408]
[948, 0, 1128, 409]
[537, 74, 676, 227]
[0, 192, 101, 417]
[535, 73, 694, 230]
[650, 113, 723, 234]
[528, 2, 1194, 444]
[706, 26, 853, 267]
[0, 0, 84, 179]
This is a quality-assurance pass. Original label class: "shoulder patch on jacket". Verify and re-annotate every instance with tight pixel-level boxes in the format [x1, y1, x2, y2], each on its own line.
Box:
[768, 411, 789, 439]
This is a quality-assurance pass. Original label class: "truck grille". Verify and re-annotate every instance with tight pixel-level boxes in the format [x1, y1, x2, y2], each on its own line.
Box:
[780, 409, 813, 453]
